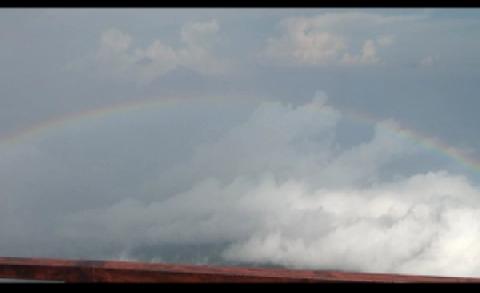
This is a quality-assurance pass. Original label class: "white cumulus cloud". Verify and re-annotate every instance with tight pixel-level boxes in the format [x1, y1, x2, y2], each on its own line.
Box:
[1, 90, 479, 277]
[263, 12, 404, 66]
[17, 93, 476, 277]
[95, 19, 227, 83]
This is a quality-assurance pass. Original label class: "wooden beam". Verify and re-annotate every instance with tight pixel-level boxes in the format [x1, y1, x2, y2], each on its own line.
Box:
[0, 257, 478, 283]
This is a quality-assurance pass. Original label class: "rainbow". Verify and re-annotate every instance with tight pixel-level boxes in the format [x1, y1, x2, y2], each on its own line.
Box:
[0, 96, 479, 174]
[344, 109, 480, 174]
[0, 96, 186, 147]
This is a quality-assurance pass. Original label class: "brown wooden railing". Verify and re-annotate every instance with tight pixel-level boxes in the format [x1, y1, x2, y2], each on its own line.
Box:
[0, 257, 479, 283]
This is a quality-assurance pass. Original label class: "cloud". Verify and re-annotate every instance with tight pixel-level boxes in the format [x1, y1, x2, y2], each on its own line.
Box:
[264, 29, 347, 65]
[94, 19, 227, 83]
[263, 12, 403, 66]
[419, 55, 439, 67]
[341, 35, 395, 65]
[180, 19, 219, 48]
[1, 92, 480, 277]
[342, 39, 381, 65]
[222, 171, 480, 277]
[376, 35, 395, 47]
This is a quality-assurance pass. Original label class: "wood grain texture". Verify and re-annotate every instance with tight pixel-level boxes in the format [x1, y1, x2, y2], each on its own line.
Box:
[0, 257, 479, 283]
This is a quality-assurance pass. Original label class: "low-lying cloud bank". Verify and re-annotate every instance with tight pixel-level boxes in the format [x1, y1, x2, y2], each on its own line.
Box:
[1, 93, 480, 277]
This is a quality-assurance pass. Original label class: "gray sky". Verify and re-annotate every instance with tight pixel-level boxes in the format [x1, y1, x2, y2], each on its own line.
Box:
[2, 8, 480, 277]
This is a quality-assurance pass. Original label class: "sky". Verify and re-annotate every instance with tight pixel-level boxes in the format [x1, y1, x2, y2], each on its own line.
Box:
[2, 8, 480, 277]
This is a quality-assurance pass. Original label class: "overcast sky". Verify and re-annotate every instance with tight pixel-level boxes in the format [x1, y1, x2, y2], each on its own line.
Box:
[2, 8, 480, 277]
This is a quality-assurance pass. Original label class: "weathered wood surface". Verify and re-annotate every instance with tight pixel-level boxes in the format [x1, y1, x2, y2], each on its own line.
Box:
[0, 257, 479, 283]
